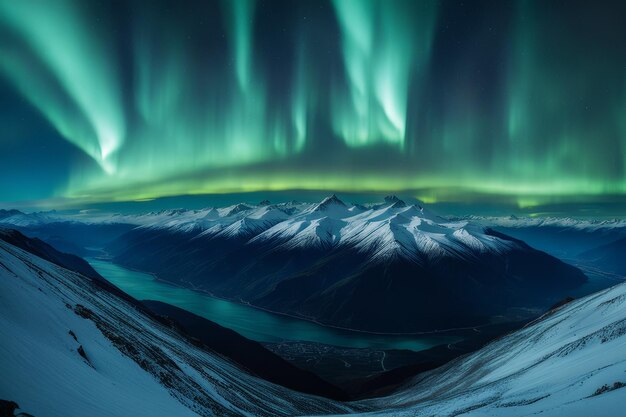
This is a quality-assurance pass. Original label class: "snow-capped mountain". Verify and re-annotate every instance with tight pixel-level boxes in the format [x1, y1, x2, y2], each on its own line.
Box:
[242, 198, 515, 262]
[108, 196, 587, 333]
[0, 231, 354, 417]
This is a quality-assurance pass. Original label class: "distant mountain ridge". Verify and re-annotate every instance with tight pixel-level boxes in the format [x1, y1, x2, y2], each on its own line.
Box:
[459, 215, 626, 259]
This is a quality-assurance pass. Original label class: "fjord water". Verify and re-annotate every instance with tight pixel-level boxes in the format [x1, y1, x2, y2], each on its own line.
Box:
[88, 258, 458, 351]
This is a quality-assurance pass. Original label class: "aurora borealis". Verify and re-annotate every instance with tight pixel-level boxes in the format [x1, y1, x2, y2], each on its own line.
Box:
[1, 0, 626, 210]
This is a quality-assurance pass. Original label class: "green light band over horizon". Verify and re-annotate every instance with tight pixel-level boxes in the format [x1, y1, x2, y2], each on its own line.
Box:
[0, 0, 625, 209]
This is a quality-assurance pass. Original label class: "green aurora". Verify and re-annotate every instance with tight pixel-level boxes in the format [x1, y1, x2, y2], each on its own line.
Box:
[0, 0, 625, 210]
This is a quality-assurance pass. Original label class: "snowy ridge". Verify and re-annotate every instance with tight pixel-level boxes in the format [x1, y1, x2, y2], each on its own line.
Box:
[106, 196, 522, 263]
[4, 206, 626, 234]
[0, 239, 354, 417]
[458, 215, 626, 231]
[0, 209, 67, 227]
[125, 204, 298, 239]
[286, 198, 518, 263]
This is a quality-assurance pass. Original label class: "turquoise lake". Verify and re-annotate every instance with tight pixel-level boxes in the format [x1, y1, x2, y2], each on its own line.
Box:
[88, 258, 460, 351]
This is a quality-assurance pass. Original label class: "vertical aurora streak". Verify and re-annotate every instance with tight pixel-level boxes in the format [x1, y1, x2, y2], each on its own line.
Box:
[0, 0, 125, 173]
[225, 0, 255, 92]
[331, 0, 437, 147]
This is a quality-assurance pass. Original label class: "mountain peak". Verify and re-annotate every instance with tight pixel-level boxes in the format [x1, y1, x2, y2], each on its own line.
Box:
[160, 208, 187, 216]
[315, 194, 346, 211]
[0, 209, 23, 217]
[384, 195, 406, 208]
[258, 200, 271, 206]
[203, 207, 220, 220]
[226, 204, 252, 217]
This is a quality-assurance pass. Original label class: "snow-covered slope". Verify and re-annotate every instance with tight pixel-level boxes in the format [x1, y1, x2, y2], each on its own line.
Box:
[353, 283, 626, 417]
[0, 238, 354, 417]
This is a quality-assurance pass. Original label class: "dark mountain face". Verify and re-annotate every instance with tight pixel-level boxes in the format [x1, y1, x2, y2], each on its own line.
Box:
[238, 231, 586, 332]
[0, 209, 22, 219]
[108, 225, 587, 333]
[141, 300, 347, 400]
[491, 225, 626, 259]
[0, 221, 135, 257]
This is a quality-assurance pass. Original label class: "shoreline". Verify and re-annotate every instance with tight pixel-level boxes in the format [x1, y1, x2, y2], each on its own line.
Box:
[89, 254, 489, 338]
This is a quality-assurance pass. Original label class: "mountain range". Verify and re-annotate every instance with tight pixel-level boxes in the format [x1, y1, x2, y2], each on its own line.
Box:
[103, 196, 587, 332]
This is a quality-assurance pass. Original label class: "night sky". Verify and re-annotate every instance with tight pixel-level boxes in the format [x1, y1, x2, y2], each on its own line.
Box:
[1, 0, 626, 213]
